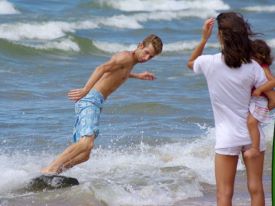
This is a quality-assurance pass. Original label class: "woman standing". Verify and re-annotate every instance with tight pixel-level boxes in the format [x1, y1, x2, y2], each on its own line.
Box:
[187, 12, 267, 206]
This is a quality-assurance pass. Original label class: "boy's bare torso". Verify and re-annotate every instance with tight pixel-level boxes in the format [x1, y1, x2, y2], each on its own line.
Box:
[93, 51, 136, 99]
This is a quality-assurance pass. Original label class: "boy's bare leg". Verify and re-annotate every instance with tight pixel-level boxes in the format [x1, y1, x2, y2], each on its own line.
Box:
[41, 136, 94, 174]
[264, 90, 275, 110]
[244, 113, 261, 158]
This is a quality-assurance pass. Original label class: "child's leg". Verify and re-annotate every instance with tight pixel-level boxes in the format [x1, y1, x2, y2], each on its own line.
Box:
[244, 113, 261, 158]
[264, 90, 275, 110]
[41, 136, 94, 174]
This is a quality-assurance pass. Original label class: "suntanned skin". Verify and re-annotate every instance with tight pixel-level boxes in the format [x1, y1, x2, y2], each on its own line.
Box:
[187, 18, 215, 69]
[41, 42, 159, 174]
[68, 45, 156, 101]
[244, 64, 275, 159]
[187, 18, 265, 206]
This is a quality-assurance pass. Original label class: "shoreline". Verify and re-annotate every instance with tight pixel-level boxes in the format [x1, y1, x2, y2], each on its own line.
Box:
[175, 170, 271, 206]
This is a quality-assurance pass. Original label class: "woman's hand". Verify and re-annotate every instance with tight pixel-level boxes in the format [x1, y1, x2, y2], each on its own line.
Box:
[202, 17, 215, 42]
[252, 88, 262, 97]
[187, 17, 215, 69]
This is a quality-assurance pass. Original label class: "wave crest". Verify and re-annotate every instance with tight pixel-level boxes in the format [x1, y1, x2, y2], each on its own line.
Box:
[244, 5, 275, 12]
[94, 40, 220, 53]
[97, 0, 229, 12]
[0, 0, 19, 15]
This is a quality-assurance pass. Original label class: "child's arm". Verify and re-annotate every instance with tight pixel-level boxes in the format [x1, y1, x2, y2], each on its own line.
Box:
[68, 54, 124, 101]
[253, 79, 275, 97]
[187, 18, 214, 69]
[129, 71, 156, 80]
[262, 65, 275, 81]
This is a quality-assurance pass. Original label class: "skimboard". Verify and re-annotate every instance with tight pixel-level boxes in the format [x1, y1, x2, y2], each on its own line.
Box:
[26, 175, 79, 191]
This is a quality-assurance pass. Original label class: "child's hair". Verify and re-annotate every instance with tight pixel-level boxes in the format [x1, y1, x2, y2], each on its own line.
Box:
[142, 34, 163, 55]
[251, 39, 273, 66]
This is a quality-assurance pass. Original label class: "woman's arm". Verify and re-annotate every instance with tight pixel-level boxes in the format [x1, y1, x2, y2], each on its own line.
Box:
[253, 80, 275, 96]
[187, 18, 215, 70]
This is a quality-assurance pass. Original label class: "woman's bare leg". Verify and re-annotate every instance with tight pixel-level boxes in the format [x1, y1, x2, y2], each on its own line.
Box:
[242, 151, 265, 206]
[215, 153, 239, 206]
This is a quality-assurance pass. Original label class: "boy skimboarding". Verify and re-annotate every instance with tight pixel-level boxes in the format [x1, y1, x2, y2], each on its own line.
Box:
[41, 34, 163, 174]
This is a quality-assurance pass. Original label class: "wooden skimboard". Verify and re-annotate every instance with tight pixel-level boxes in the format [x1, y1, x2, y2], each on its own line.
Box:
[26, 175, 79, 191]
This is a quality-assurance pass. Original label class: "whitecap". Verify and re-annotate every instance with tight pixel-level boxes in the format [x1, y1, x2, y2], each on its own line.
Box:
[98, 0, 229, 12]
[100, 15, 143, 29]
[93, 41, 137, 53]
[93, 40, 219, 53]
[0, 9, 216, 42]
[131, 9, 218, 21]
[0, 0, 19, 15]
[22, 38, 80, 52]
[165, 41, 219, 52]
[244, 5, 275, 12]
[0, 21, 98, 41]
[267, 39, 275, 48]
[99, 9, 218, 30]
[0, 22, 74, 41]
[94, 38, 275, 54]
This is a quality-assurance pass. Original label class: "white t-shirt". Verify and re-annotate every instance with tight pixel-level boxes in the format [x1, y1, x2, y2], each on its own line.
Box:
[193, 53, 267, 149]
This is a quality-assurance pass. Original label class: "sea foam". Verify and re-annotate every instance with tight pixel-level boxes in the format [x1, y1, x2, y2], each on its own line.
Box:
[267, 38, 275, 48]
[0, 0, 19, 15]
[244, 5, 275, 12]
[0, 121, 273, 205]
[0, 20, 100, 41]
[98, 0, 229, 12]
[94, 40, 219, 53]
[22, 38, 80, 52]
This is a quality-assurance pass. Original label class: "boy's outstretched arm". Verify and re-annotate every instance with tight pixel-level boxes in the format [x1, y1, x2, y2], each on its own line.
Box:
[187, 18, 214, 69]
[129, 71, 156, 80]
[68, 55, 123, 101]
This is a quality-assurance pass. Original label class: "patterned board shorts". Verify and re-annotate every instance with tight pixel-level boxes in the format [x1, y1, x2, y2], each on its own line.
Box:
[73, 89, 104, 142]
[249, 96, 270, 123]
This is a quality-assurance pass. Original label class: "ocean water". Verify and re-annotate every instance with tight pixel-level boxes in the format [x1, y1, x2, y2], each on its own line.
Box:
[0, 0, 274, 205]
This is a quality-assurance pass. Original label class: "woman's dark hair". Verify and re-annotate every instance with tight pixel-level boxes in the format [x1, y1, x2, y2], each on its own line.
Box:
[251, 39, 273, 66]
[217, 12, 256, 68]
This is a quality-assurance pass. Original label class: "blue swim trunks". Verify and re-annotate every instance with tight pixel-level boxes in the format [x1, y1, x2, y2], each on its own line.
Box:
[73, 89, 104, 142]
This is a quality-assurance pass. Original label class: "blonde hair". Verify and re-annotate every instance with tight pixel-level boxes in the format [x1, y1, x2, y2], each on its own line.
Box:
[142, 34, 163, 55]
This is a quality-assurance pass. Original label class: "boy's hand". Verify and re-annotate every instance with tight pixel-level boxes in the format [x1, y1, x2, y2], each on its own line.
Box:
[137, 71, 156, 80]
[68, 88, 88, 101]
[252, 88, 262, 97]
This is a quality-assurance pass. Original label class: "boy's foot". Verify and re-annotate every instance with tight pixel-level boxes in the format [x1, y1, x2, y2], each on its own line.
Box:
[40, 167, 58, 175]
[244, 148, 260, 158]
